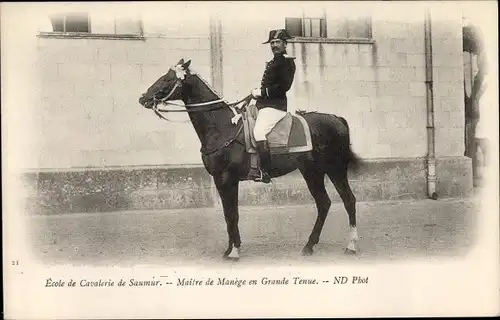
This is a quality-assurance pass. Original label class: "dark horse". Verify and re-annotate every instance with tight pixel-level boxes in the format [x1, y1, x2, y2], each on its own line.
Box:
[138, 59, 361, 260]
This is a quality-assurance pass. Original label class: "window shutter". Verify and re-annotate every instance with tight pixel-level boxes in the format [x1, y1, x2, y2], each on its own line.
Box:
[64, 13, 90, 32]
[49, 15, 65, 32]
[320, 18, 327, 38]
[285, 17, 303, 37]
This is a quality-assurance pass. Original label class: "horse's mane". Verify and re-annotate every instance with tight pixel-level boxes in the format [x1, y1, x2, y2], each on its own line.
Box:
[189, 68, 226, 102]
[296, 109, 317, 115]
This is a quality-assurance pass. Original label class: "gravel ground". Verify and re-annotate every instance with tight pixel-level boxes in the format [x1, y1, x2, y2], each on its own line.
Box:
[28, 197, 479, 267]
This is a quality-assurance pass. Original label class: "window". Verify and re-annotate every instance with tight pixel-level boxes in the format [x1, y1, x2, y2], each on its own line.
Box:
[285, 10, 372, 40]
[39, 12, 144, 39]
[49, 12, 90, 33]
[286, 17, 327, 38]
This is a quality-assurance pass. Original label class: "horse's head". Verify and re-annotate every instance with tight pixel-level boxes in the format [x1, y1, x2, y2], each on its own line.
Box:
[138, 58, 192, 109]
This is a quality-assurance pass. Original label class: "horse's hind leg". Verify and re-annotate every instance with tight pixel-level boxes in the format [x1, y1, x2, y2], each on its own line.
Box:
[299, 165, 331, 256]
[327, 167, 358, 254]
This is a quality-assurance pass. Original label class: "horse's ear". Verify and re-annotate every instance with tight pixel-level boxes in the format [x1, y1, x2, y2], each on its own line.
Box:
[182, 60, 191, 69]
[177, 58, 185, 65]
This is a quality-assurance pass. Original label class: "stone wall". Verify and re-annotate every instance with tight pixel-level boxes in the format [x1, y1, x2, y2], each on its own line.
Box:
[221, 11, 465, 160]
[25, 7, 473, 213]
[34, 14, 212, 169]
[34, 9, 467, 168]
[24, 157, 472, 214]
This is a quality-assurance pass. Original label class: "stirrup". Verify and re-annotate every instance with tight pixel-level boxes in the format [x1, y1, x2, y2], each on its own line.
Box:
[253, 169, 271, 183]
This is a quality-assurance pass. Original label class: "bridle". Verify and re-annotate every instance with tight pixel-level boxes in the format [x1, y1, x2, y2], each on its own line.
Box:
[149, 69, 252, 124]
[144, 65, 254, 155]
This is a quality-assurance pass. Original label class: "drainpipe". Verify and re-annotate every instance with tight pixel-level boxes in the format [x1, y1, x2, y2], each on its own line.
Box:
[209, 16, 224, 95]
[424, 10, 438, 200]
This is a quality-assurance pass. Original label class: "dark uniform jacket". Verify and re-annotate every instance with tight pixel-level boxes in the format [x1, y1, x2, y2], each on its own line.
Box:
[256, 53, 296, 112]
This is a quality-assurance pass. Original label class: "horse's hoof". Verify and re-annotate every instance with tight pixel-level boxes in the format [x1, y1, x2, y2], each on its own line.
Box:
[222, 252, 239, 261]
[222, 246, 240, 261]
[223, 255, 239, 261]
[302, 246, 314, 256]
[344, 248, 356, 255]
[222, 249, 232, 258]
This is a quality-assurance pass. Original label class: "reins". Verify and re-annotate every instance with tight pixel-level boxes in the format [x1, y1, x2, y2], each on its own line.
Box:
[152, 92, 253, 123]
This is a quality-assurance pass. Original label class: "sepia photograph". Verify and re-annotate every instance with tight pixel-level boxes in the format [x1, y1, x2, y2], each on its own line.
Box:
[2, 1, 498, 318]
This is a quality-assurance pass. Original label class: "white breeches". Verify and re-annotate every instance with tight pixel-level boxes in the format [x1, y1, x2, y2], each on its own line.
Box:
[253, 107, 287, 141]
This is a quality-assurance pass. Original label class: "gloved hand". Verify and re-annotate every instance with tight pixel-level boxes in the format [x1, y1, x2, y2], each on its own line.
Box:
[251, 88, 261, 99]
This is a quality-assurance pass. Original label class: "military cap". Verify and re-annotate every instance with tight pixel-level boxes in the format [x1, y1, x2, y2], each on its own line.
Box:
[263, 29, 293, 44]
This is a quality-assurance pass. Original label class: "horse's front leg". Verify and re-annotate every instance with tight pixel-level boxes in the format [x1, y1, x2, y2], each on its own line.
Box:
[214, 171, 241, 260]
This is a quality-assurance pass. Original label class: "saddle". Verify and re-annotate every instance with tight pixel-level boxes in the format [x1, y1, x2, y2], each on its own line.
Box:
[239, 104, 313, 179]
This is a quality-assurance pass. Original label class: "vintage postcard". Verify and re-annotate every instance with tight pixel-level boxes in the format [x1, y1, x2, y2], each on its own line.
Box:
[2, 1, 499, 318]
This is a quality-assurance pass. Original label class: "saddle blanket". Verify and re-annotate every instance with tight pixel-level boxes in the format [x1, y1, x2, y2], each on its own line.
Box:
[241, 104, 313, 155]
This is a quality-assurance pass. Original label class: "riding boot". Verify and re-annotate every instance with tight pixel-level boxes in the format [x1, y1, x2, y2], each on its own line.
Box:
[255, 140, 272, 183]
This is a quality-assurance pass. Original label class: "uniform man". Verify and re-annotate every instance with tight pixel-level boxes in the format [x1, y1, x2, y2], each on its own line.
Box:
[251, 29, 296, 183]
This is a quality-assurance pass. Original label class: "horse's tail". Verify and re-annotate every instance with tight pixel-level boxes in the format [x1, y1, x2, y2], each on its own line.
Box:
[338, 116, 361, 172]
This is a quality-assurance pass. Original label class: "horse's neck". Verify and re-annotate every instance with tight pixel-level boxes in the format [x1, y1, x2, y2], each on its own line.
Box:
[184, 74, 236, 148]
